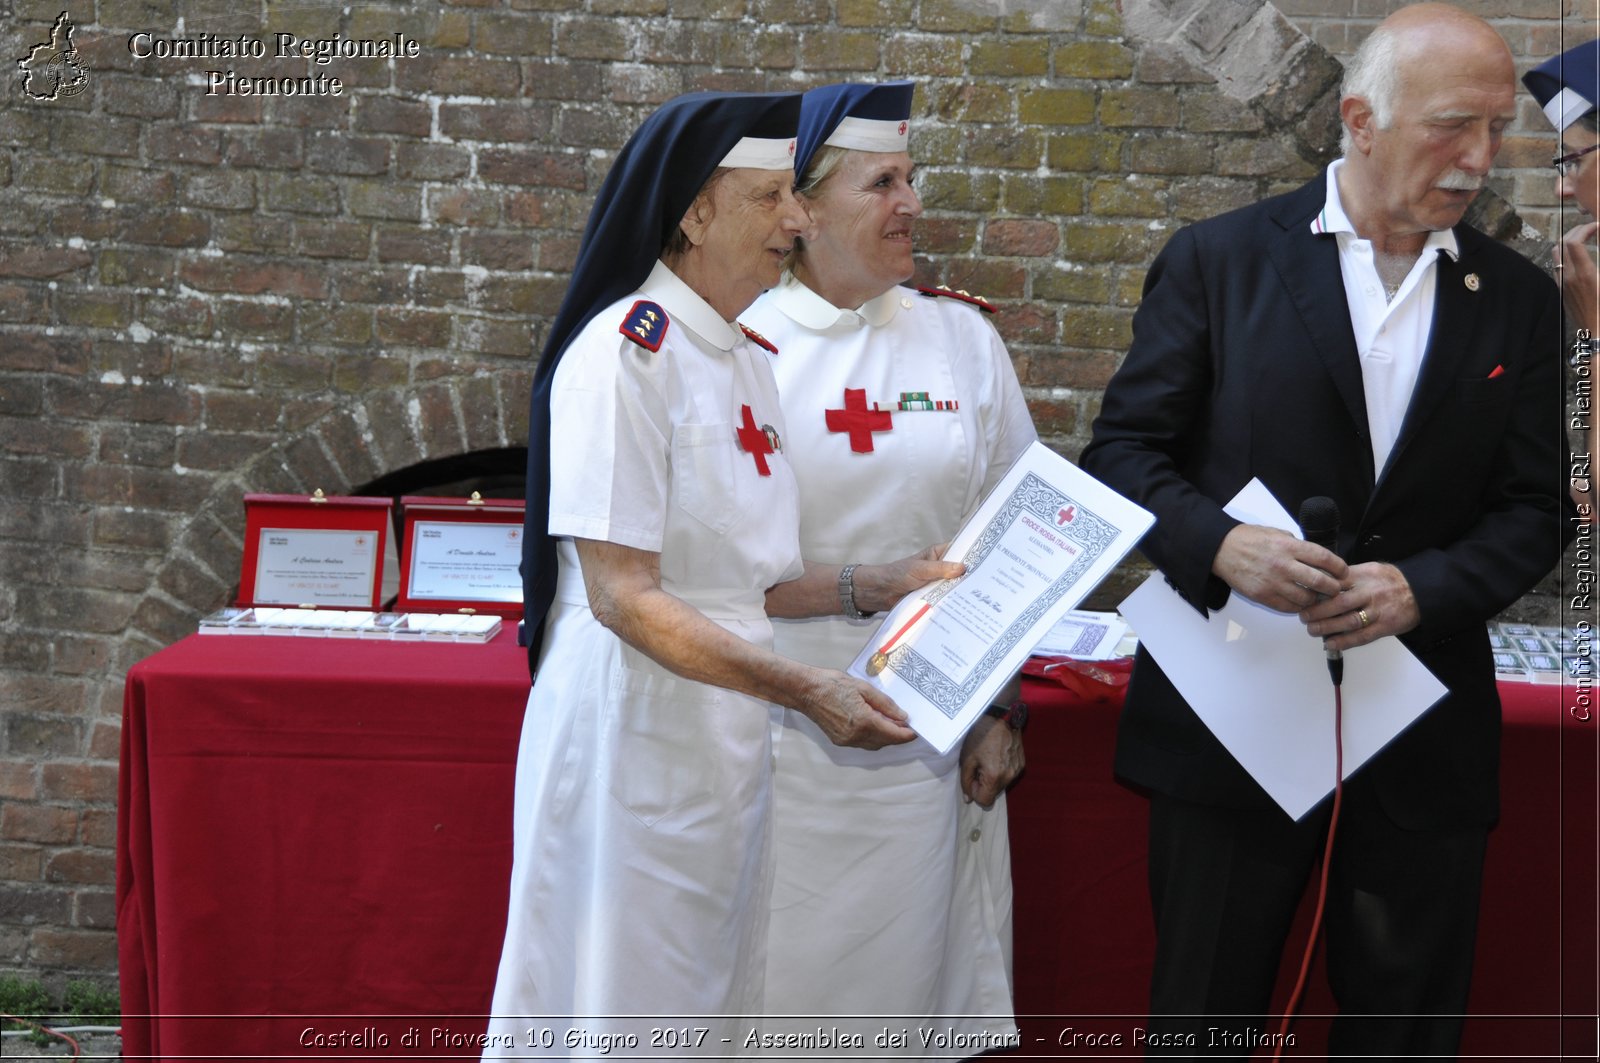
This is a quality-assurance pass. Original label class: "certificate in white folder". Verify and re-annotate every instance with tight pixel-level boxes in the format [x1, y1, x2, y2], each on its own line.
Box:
[1117, 478, 1448, 820]
[848, 442, 1154, 754]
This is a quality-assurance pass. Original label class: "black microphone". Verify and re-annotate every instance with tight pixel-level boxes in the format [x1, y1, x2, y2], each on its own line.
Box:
[1298, 496, 1343, 685]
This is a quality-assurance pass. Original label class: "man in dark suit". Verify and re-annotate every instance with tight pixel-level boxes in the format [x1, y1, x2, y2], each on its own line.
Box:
[1080, 4, 1574, 1057]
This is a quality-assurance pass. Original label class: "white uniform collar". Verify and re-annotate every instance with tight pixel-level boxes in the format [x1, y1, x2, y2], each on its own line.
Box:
[769, 270, 901, 329]
[1311, 159, 1459, 261]
[640, 259, 741, 350]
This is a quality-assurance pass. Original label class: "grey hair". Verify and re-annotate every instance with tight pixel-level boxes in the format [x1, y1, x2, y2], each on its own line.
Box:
[661, 167, 730, 261]
[1340, 26, 1403, 155]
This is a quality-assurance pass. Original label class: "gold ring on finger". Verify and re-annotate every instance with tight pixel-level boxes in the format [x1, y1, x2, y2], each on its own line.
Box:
[1357, 608, 1371, 628]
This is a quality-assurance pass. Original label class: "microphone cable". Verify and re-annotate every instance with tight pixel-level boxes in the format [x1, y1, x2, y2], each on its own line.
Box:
[1271, 675, 1345, 1060]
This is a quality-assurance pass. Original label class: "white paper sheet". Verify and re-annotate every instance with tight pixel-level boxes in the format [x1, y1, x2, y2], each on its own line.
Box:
[1031, 609, 1129, 659]
[848, 442, 1154, 754]
[1117, 478, 1448, 820]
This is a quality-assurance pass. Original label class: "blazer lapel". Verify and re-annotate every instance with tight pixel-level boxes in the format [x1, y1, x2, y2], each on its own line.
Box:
[1265, 185, 1372, 465]
[1383, 238, 1480, 479]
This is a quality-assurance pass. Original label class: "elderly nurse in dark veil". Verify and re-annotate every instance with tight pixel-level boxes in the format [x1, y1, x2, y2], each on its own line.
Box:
[483, 91, 960, 1052]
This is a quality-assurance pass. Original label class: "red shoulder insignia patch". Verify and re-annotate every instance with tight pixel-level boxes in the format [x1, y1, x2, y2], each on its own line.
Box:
[619, 300, 669, 351]
[740, 323, 778, 354]
[917, 284, 997, 314]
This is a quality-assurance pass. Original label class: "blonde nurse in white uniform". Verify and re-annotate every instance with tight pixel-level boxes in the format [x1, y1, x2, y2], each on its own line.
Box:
[486, 91, 960, 1056]
[744, 82, 1036, 1052]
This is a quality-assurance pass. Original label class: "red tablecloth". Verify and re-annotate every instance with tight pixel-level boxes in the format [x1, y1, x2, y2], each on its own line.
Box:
[117, 629, 530, 1060]
[118, 635, 1597, 1059]
[1010, 672, 1600, 1060]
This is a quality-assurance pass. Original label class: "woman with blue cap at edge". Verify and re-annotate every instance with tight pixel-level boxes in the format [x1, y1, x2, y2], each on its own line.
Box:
[743, 81, 1034, 1048]
[485, 90, 961, 1052]
[1526, 38, 1599, 521]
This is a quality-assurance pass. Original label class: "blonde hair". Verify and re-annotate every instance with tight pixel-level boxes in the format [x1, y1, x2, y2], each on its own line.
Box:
[788, 145, 851, 262]
[796, 144, 850, 199]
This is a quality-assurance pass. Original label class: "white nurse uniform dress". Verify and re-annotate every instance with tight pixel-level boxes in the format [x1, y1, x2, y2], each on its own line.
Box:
[484, 261, 803, 1054]
[743, 272, 1036, 1052]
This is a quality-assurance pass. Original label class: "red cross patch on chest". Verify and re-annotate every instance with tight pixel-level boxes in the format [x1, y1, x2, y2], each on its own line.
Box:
[736, 404, 774, 476]
[825, 388, 894, 453]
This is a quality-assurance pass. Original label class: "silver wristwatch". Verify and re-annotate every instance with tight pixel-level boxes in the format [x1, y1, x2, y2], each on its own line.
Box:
[837, 563, 876, 620]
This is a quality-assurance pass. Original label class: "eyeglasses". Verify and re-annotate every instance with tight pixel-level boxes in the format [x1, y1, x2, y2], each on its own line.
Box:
[1553, 143, 1600, 176]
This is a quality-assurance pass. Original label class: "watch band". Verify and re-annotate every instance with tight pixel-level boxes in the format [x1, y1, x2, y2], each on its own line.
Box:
[984, 698, 1029, 731]
[838, 563, 875, 620]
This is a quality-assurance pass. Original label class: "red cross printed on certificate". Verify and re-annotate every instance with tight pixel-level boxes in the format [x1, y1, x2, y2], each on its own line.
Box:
[825, 387, 893, 453]
[736, 403, 774, 476]
[1057, 505, 1076, 525]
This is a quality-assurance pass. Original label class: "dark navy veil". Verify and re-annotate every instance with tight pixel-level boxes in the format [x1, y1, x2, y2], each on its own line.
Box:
[521, 91, 801, 675]
[793, 80, 914, 178]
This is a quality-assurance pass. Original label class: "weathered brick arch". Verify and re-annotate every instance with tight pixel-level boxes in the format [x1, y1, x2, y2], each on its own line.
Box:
[125, 371, 531, 652]
[1123, 0, 1345, 156]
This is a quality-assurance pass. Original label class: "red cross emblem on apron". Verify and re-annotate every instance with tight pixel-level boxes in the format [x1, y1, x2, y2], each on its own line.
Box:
[825, 388, 893, 453]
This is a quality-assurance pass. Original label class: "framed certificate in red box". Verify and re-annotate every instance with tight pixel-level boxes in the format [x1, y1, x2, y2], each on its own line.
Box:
[238, 491, 393, 609]
[395, 494, 526, 618]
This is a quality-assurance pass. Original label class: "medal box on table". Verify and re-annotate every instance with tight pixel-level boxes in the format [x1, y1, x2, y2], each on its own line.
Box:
[394, 493, 525, 619]
[1490, 622, 1590, 685]
[198, 607, 501, 643]
[238, 490, 392, 610]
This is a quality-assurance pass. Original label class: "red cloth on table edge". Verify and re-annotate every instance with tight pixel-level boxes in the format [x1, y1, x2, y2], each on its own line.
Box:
[116, 629, 530, 1062]
[1010, 667, 1598, 1059]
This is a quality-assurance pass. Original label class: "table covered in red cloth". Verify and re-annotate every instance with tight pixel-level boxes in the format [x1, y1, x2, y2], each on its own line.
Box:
[117, 629, 530, 1060]
[1010, 667, 1598, 1059]
[118, 633, 1596, 1059]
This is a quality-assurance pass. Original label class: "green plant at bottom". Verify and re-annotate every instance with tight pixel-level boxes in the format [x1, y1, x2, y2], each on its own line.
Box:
[0, 974, 52, 1027]
[61, 979, 121, 1026]
[0, 975, 121, 1047]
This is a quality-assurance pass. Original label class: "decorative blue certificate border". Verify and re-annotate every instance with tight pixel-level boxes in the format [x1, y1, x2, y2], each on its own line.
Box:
[887, 472, 1120, 720]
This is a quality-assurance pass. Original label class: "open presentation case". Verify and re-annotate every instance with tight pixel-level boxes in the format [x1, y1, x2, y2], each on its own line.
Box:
[394, 493, 525, 619]
[238, 490, 393, 610]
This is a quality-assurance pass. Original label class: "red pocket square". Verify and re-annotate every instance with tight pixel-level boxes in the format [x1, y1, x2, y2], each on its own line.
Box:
[1487, 364, 1505, 379]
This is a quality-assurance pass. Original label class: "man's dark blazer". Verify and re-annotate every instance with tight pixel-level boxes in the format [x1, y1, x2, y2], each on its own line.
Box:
[1080, 170, 1573, 831]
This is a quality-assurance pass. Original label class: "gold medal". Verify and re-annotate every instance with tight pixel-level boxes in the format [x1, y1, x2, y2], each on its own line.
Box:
[864, 601, 933, 679]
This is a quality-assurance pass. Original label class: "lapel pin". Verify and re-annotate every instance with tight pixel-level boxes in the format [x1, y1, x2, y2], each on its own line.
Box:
[1464, 273, 1480, 291]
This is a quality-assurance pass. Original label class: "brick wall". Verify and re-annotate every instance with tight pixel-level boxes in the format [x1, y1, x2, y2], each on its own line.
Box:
[0, 0, 1585, 990]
